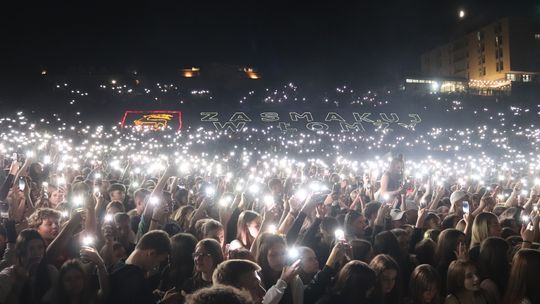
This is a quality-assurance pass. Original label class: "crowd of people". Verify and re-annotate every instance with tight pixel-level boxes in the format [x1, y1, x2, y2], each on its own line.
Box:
[0, 149, 539, 304]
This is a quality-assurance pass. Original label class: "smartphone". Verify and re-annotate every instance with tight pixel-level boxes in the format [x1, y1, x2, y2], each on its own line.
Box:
[462, 201, 470, 214]
[287, 248, 300, 265]
[18, 177, 25, 191]
[0, 201, 8, 219]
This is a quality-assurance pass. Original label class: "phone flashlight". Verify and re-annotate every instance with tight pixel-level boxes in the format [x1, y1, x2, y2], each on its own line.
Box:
[462, 201, 470, 214]
[335, 229, 345, 241]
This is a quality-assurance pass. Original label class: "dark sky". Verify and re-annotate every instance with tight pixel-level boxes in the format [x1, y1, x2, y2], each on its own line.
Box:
[0, 0, 537, 87]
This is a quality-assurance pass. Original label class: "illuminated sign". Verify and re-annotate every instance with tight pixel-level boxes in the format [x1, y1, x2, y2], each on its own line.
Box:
[121, 111, 182, 131]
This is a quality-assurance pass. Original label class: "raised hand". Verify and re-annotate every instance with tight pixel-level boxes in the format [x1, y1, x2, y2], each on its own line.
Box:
[280, 259, 301, 283]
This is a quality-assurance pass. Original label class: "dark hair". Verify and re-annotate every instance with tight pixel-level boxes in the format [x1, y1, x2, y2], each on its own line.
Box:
[56, 260, 90, 304]
[136, 230, 171, 255]
[414, 238, 436, 266]
[478, 237, 509, 295]
[503, 249, 540, 304]
[196, 238, 224, 271]
[373, 231, 403, 264]
[254, 233, 286, 289]
[435, 229, 464, 269]
[447, 260, 477, 295]
[369, 254, 401, 304]
[15, 228, 46, 258]
[344, 210, 363, 237]
[441, 214, 460, 230]
[134, 188, 150, 201]
[409, 264, 441, 304]
[164, 233, 198, 290]
[228, 248, 255, 261]
[236, 210, 261, 249]
[108, 183, 126, 193]
[114, 212, 130, 224]
[364, 202, 382, 220]
[331, 260, 376, 301]
[350, 239, 373, 263]
[186, 285, 253, 304]
[106, 201, 125, 213]
[213, 259, 261, 288]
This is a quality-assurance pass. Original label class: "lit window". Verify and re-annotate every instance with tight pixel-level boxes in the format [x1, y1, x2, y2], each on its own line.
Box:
[506, 74, 515, 81]
[523, 74, 532, 82]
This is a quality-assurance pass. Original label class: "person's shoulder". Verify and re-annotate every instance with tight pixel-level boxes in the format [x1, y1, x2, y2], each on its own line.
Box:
[444, 294, 460, 304]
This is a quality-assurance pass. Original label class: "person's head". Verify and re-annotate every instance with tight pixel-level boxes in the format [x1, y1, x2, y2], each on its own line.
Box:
[106, 200, 125, 215]
[447, 260, 480, 294]
[236, 211, 261, 248]
[440, 213, 460, 230]
[133, 188, 150, 215]
[471, 212, 501, 248]
[108, 183, 126, 202]
[114, 212, 132, 241]
[370, 254, 401, 300]
[478, 237, 509, 294]
[27, 208, 61, 243]
[267, 178, 283, 196]
[345, 210, 366, 237]
[319, 216, 339, 240]
[389, 156, 404, 175]
[297, 246, 319, 274]
[132, 230, 171, 272]
[435, 229, 465, 267]
[364, 202, 382, 223]
[255, 233, 287, 283]
[503, 249, 540, 304]
[391, 228, 410, 257]
[373, 231, 403, 263]
[193, 238, 224, 276]
[49, 187, 65, 207]
[423, 213, 440, 230]
[350, 239, 374, 263]
[58, 260, 86, 300]
[15, 229, 46, 268]
[169, 233, 197, 272]
[186, 285, 254, 304]
[332, 260, 376, 300]
[213, 259, 266, 304]
[173, 205, 195, 231]
[409, 264, 441, 304]
[414, 238, 436, 266]
[449, 190, 468, 213]
[202, 219, 225, 246]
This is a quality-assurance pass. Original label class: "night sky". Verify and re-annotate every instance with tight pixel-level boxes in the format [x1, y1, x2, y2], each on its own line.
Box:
[0, 0, 537, 89]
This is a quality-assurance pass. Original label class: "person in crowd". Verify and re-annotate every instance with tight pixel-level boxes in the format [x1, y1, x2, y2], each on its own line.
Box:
[445, 260, 489, 304]
[370, 254, 401, 304]
[315, 260, 376, 304]
[212, 259, 267, 304]
[185, 285, 254, 304]
[435, 229, 465, 294]
[27, 208, 61, 246]
[502, 249, 540, 304]
[107, 230, 172, 304]
[230, 210, 261, 251]
[159, 233, 198, 293]
[470, 213, 501, 261]
[182, 238, 224, 294]
[407, 264, 442, 304]
[46, 247, 109, 304]
[350, 239, 374, 263]
[0, 229, 58, 303]
[478, 237, 509, 304]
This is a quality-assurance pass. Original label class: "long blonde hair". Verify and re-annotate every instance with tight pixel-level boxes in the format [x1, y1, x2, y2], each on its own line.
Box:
[471, 212, 498, 248]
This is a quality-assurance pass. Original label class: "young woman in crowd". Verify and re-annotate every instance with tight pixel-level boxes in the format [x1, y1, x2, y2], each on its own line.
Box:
[315, 260, 376, 304]
[407, 264, 442, 304]
[182, 238, 224, 294]
[229, 210, 261, 251]
[502, 249, 540, 304]
[445, 260, 489, 304]
[369, 254, 401, 304]
[478, 237, 509, 303]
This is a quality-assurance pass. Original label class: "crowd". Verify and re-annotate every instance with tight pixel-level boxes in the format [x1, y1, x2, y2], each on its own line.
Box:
[0, 148, 539, 304]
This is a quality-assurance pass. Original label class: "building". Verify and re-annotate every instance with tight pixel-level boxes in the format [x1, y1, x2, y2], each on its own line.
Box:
[420, 17, 540, 96]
